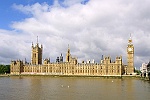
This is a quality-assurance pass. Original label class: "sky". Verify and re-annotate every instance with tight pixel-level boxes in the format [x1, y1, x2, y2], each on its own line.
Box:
[0, 0, 150, 69]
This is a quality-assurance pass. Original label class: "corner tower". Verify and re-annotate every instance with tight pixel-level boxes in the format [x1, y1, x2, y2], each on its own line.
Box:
[31, 36, 43, 65]
[127, 34, 134, 74]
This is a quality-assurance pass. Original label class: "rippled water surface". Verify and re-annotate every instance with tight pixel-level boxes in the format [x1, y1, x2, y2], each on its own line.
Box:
[0, 76, 150, 100]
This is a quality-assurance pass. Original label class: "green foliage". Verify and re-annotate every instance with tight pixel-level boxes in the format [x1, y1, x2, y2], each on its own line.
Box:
[0, 64, 10, 74]
[135, 69, 141, 75]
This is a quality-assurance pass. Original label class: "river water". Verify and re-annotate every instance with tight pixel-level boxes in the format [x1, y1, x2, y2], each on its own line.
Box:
[0, 76, 150, 100]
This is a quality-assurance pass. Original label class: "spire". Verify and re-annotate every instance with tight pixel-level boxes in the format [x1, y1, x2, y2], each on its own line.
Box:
[37, 36, 38, 44]
[36, 36, 39, 47]
[130, 33, 131, 39]
[25, 58, 26, 64]
[68, 44, 69, 49]
[128, 33, 132, 44]
[25, 58, 27, 64]
[32, 42, 34, 47]
[67, 44, 70, 53]
[60, 53, 63, 62]
[66, 44, 70, 62]
[101, 55, 103, 60]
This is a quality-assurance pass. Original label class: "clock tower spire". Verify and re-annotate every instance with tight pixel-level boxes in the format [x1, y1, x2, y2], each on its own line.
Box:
[127, 33, 134, 75]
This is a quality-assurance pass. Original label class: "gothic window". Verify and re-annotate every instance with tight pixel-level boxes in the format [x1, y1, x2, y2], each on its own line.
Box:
[67, 56, 69, 62]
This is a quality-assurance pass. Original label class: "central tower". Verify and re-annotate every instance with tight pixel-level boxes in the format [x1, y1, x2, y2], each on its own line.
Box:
[127, 35, 134, 75]
[31, 36, 43, 65]
[66, 44, 71, 62]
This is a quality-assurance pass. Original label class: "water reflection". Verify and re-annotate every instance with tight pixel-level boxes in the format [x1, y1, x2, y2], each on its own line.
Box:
[28, 77, 42, 99]
[0, 77, 150, 100]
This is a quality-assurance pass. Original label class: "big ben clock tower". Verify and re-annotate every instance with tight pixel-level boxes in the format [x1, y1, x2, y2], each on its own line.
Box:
[127, 35, 134, 75]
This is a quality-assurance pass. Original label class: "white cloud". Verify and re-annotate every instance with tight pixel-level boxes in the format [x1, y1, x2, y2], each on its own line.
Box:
[1, 0, 150, 69]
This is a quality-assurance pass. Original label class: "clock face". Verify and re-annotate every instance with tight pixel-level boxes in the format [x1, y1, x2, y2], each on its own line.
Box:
[128, 48, 132, 51]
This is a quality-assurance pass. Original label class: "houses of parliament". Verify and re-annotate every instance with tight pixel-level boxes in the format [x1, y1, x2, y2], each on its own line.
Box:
[10, 36, 135, 76]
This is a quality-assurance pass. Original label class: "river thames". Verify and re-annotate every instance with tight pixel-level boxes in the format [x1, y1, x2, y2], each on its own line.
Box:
[0, 76, 150, 100]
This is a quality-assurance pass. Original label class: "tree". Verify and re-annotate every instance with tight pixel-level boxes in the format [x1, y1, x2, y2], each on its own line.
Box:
[135, 69, 141, 75]
[0, 64, 10, 74]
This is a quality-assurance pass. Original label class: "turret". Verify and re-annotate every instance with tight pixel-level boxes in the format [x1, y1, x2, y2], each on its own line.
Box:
[56, 57, 60, 63]
[103, 56, 111, 64]
[115, 56, 122, 64]
[60, 53, 63, 62]
[43, 58, 50, 65]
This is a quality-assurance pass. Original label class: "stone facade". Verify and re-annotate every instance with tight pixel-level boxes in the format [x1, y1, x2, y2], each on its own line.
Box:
[10, 60, 24, 75]
[10, 37, 134, 76]
[140, 62, 150, 78]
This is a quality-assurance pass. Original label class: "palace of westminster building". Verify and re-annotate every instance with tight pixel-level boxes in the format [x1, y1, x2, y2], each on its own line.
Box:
[10, 36, 135, 76]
